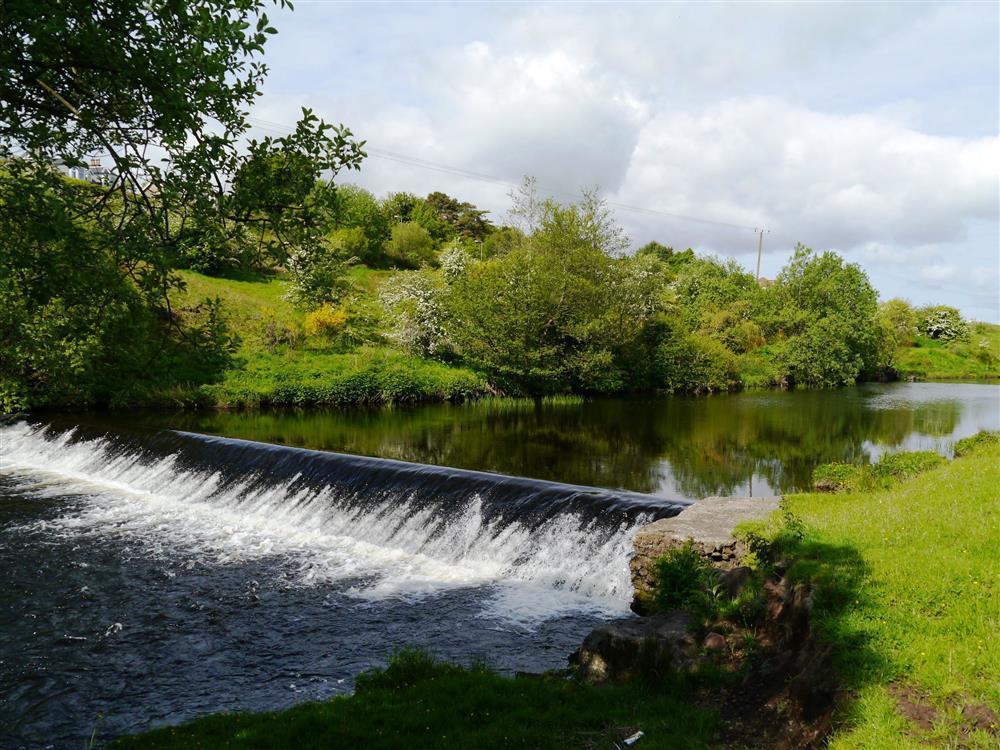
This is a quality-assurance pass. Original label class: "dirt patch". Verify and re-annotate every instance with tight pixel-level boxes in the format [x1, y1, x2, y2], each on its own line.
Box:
[890, 684, 938, 732]
[960, 701, 999, 736]
[890, 684, 999, 746]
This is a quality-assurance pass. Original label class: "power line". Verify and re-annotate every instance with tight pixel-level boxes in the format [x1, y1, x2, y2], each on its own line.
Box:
[244, 115, 761, 233]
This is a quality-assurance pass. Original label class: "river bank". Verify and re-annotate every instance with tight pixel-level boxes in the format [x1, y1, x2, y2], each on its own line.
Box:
[42, 268, 997, 411]
[105, 435, 999, 749]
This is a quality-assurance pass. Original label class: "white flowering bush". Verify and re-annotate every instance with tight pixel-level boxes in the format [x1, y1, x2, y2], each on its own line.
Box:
[918, 306, 968, 341]
[284, 245, 351, 310]
[379, 270, 451, 356]
[439, 241, 472, 280]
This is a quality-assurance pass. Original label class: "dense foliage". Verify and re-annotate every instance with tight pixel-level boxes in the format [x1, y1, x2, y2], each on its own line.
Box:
[0, 0, 362, 409]
[2, 1, 990, 411]
[379, 185, 897, 396]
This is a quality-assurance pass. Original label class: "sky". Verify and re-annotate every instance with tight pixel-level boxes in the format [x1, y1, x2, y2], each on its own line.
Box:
[250, 0, 999, 321]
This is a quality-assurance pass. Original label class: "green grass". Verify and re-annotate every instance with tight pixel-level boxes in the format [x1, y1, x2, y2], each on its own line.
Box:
[209, 346, 487, 407]
[785, 439, 1000, 748]
[107, 650, 718, 750]
[176, 269, 303, 338]
[171, 270, 487, 407]
[894, 323, 1000, 381]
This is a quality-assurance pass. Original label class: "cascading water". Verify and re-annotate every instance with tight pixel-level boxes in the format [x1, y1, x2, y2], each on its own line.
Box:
[0, 420, 685, 748]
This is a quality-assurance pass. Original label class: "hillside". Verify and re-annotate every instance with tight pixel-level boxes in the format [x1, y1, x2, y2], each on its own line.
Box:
[170, 269, 487, 408]
[893, 323, 1000, 381]
[164, 267, 999, 409]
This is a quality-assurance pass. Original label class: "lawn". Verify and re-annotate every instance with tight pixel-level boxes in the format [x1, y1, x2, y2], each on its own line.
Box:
[786, 438, 999, 748]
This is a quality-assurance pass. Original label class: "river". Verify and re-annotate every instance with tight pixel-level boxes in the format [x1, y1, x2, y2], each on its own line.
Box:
[1, 382, 997, 747]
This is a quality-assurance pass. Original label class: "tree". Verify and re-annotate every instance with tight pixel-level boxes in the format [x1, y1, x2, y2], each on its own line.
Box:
[0, 0, 364, 408]
[636, 241, 695, 273]
[764, 244, 881, 386]
[332, 184, 391, 266]
[381, 191, 421, 224]
[878, 298, 917, 348]
[917, 305, 968, 341]
[424, 191, 493, 242]
[386, 222, 436, 268]
[446, 195, 649, 394]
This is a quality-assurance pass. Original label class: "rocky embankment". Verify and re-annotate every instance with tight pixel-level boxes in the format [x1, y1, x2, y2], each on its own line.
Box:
[571, 495, 840, 749]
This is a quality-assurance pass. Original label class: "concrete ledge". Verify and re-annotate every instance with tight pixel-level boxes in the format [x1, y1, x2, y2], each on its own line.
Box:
[630, 495, 782, 612]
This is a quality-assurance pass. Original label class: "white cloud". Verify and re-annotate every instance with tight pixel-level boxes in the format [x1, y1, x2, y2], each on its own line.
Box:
[613, 98, 998, 252]
[253, 0, 999, 319]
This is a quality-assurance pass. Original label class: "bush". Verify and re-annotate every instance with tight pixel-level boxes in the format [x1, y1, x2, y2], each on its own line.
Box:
[878, 298, 917, 348]
[304, 303, 349, 338]
[651, 541, 718, 613]
[284, 243, 352, 310]
[261, 318, 303, 353]
[656, 330, 740, 393]
[331, 185, 392, 266]
[917, 305, 968, 341]
[380, 270, 450, 357]
[386, 222, 436, 268]
[954, 430, 1000, 457]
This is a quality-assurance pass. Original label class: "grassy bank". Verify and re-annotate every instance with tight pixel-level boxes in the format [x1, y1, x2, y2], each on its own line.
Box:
[785, 437, 999, 748]
[171, 270, 488, 407]
[108, 651, 718, 750]
[893, 323, 1000, 381]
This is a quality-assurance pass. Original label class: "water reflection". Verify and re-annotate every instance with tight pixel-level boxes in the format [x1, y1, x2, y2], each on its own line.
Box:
[64, 382, 999, 501]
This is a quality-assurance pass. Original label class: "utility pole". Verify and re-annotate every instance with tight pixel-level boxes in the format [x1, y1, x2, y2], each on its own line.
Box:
[754, 227, 768, 282]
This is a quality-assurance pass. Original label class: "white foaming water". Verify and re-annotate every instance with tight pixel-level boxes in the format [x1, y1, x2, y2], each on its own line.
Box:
[0, 422, 644, 621]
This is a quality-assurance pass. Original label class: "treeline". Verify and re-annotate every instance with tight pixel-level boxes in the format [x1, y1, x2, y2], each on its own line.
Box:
[2, 0, 990, 411]
[173, 174, 982, 398]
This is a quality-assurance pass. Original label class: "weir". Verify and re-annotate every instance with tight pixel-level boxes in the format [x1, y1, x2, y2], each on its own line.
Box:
[0, 421, 689, 606]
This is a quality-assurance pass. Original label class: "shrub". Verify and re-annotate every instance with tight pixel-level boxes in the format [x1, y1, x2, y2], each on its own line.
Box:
[954, 430, 1000, 457]
[304, 303, 349, 338]
[651, 541, 718, 613]
[380, 270, 450, 357]
[870, 451, 944, 482]
[918, 305, 968, 341]
[261, 318, 302, 353]
[284, 243, 352, 310]
[735, 509, 806, 571]
[386, 221, 436, 268]
[878, 298, 917, 348]
[439, 241, 472, 279]
[656, 330, 740, 393]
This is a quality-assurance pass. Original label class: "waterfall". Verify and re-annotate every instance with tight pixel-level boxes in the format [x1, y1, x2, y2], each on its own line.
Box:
[0, 421, 686, 615]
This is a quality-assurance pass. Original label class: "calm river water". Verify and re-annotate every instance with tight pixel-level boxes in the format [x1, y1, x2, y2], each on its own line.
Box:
[1, 382, 997, 748]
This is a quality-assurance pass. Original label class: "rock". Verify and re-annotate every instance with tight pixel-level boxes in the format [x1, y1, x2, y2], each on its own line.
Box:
[703, 632, 727, 652]
[717, 566, 754, 599]
[571, 611, 698, 683]
[630, 496, 781, 612]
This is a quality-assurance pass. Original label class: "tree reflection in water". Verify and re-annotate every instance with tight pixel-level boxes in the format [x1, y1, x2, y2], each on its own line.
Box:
[67, 383, 997, 501]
